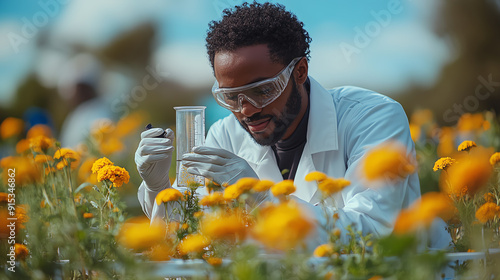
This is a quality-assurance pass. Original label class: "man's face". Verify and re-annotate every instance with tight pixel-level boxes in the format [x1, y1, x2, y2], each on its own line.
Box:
[213, 44, 306, 146]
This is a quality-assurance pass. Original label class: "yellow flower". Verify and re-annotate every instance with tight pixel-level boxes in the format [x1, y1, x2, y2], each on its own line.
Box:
[27, 124, 52, 139]
[194, 211, 204, 218]
[393, 192, 455, 234]
[201, 212, 247, 240]
[490, 152, 500, 166]
[178, 233, 210, 255]
[1, 117, 24, 139]
[305, 171, 327, 182]
[368, 276, 383, 280]
[206, 257, 223, 266]
[271, 180, 296, 196]
[457, 140, 477, 152]
[318, 178, 350, 196]
[54, 148, 80, 170]
[91, 157, 114, 174]
[222, 177, 259, 200]
[83, 213, 94, 219]
[155, 188, 183, 205]
[475, 202, 500, 224]
[29, 135, 54, 153]
[117, 217, 166, 251]
[199, 192, 226, 206]
[445, 148, 493, 196]
[96, 165, 130, 187]
[433, 157, 456, 171]
[313, 244, 334, 257]
[1, 156, 41, 186]
[14, 243, 29, 260]
[252, 180, 274, 192]
[362, 142, 415, 182]
[91, 119, 115, 141]
[252, 201, 313, 251]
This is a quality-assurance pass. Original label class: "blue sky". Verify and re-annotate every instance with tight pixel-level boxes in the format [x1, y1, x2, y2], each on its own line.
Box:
[0, 0, 450, 106]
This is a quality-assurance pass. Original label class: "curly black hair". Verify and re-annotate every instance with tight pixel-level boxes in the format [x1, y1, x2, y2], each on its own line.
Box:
[206, 2, 311, 69]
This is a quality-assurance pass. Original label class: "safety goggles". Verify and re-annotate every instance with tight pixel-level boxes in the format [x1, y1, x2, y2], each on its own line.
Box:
[211, 57, 302, 112]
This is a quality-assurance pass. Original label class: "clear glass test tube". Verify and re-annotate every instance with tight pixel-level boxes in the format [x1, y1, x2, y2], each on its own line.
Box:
[174, 106, 206, 187]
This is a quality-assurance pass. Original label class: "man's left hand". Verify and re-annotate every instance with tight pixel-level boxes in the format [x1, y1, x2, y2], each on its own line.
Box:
[182, 146, 258, 185]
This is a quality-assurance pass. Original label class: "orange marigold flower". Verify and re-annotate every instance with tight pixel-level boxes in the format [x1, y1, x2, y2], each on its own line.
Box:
[27, 124, 52, 139]
[1, 117, 24, 139]
[235, 177, 259, 191]
[457, 113, 485, 132]
[14, 243, 29, 260]
[114, 112, 145, 138]
[16, 139, 30, 154]
[199, 192, 225, 206]
[271, 180, 296, 196]
[318, 178, 350, 196]
[29, 135, 54, 153]
[362, 142, 415, 182]
[437, 127, 455, 157]
[201, 212, 247, 240]
[117, 217, 166, 251]
[305, 171, 327, 182]
[155, 188, 183, 205]
[99, 137, 125, 155]
[206, 257, 223, 266]
[484, 193, 495, 203]
[490, 152, 500, 166]
[96, 165, 130, 187]
[54, 148, 80, 170]
[457, 140, 477, 152]
[409, 124, 421, 143]
[147, 244, 172, 261]
[252, 201, 313, 251]
[178, 233, 210, 255]
[445, 148, 493, 196]
[1, 156, 41, 186]
[368, 276, 383, 280]
[34, 154, 53, 164]
[475, 202, 500, 224]
[83, 213, 94, 219]
[223, 184, 243, 200]
[433, 157, 456, 172]
[0, 192, 8, 203]
[394, 192, 455, 234]
[313, 244, 334, 257]
[91, 157, 114, 174]
[410, 109, 433, 126]
[252, 180, 274, 192]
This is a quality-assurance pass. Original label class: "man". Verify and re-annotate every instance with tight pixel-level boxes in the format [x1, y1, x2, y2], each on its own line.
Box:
[136, 2, 450, 248]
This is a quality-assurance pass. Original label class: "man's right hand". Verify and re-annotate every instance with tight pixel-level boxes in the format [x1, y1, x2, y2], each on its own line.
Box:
[135, 127, 174, 191]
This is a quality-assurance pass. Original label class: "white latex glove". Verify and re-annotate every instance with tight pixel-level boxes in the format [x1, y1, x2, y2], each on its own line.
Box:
[181, 146, 258, 186]
[135, 128, 174, 191]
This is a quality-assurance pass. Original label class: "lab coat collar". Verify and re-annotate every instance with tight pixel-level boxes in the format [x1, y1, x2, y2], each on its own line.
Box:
[307, 77, 339, 154]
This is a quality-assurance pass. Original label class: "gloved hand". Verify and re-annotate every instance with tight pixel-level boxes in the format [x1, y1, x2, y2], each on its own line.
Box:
[182, 146, 258, 186]
[135, 128, 174, 191]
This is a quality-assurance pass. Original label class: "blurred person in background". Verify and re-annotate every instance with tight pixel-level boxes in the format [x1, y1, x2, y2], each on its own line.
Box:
[135, 2, 451, 249]
[58, 53, 115, 148]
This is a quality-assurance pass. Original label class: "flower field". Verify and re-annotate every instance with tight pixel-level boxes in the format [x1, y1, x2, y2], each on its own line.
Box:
[1, 110, 500, 279]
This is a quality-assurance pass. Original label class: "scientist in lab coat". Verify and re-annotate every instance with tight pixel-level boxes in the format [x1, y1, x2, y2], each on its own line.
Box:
[135, 2, 451, 248]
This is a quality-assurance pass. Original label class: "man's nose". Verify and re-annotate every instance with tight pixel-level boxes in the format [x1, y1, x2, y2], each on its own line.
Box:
[238, 95, 261, 116]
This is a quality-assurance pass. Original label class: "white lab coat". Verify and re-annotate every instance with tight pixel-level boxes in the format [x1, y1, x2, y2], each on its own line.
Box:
[138, 77, 451, 249]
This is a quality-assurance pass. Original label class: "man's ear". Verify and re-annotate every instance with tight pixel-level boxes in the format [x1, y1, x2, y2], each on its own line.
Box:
[294, 58, 309, 85]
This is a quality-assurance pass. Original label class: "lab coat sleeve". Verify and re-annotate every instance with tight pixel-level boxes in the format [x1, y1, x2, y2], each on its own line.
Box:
[333, 101, 420, 242]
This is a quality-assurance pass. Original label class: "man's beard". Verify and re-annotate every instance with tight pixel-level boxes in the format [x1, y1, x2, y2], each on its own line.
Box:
[238, 77, 302, 146]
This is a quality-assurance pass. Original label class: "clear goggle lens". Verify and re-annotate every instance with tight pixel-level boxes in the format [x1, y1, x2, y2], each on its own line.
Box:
[212, 57, 302, 112]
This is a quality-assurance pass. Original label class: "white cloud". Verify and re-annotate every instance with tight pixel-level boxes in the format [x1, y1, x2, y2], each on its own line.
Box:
[51, 0, 171, 47]
[153, 43, 214, 89]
